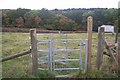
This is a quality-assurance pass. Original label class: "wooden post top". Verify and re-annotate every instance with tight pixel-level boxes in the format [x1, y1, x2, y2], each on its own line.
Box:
[87, 16, 93, 31]
[98, 27, 104, 32]
[30, 29, 36, 31]
[87, 16, 93, 21]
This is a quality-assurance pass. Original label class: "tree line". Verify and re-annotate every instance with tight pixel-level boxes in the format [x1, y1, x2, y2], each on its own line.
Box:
[2, 8, 120, 32]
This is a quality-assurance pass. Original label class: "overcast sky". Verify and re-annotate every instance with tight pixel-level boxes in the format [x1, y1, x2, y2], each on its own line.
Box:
[0, 0, 120, 10]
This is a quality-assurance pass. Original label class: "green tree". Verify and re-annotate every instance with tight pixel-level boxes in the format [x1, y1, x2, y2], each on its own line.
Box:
[39, 8, 59, 29]
[57, 14, 77, 31]
[24, 10, 41, 28]
[104, 9, 118, 25]
[2, 8, 30, 27]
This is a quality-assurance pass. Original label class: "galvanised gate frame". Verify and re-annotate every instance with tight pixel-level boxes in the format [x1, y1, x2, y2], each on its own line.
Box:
[30, 16, 93, 76]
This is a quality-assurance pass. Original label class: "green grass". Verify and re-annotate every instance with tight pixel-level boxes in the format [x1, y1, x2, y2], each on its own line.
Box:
[1, 32, 118, 78]
[2, 32, 31, 78]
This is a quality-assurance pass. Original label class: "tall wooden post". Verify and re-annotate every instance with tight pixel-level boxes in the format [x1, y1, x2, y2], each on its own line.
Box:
[30, 29, 38, 75]
[115, 20, 118, 43]
[96, 27, 104, 70]
[117, 4, 120, 76]
[87, 16, 93, 70]
[118, 38, 120, 77]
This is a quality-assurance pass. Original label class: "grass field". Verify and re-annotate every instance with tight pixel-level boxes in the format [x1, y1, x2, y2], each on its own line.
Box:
[1, 32, 118, 78]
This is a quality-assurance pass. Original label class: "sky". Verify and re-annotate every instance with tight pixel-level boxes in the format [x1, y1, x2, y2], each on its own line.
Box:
[0, 0, 120, 10]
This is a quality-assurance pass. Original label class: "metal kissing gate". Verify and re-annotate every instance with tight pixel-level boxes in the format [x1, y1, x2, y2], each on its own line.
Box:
[30, 16, 93, 76]
[30, 30, 88, 76]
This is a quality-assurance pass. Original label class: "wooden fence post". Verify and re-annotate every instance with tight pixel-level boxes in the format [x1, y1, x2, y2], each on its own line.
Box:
[87, 16, 93, 70]
[30, 29, 38, 75]
[96, 27, 104, 70]
[114, 20, 118, 43]
[118, 38, 120, 76]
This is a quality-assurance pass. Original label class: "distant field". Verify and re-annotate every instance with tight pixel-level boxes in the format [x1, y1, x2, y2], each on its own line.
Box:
[2, 32, 118, 78]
